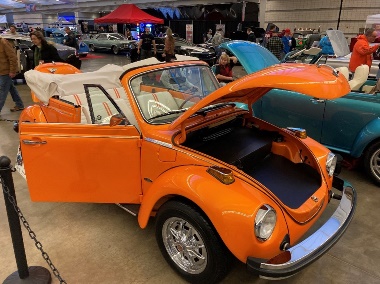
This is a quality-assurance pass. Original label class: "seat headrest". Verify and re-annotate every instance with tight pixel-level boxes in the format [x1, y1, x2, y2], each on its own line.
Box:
[335, 67, 349, 80]
[130, 77, 142, 95]
[349, 65, 369, 91]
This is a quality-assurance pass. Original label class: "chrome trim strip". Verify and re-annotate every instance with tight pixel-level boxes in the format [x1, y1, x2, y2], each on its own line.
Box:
[259, 185, 355, 274]
[144, 137, 173, 148]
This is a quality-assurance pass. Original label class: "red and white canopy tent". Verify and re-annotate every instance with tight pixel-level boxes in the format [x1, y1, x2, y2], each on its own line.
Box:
[94, 4, 164, 24]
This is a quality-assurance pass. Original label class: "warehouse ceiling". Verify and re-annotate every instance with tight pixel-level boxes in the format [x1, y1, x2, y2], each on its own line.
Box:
[0, 0, 252, 14]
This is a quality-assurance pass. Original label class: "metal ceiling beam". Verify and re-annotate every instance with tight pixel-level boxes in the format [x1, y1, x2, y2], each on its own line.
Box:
[1, 0, 247, 14]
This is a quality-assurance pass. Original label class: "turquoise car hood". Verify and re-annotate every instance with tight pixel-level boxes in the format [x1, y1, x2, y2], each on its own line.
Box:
[220, 41, 280, 73]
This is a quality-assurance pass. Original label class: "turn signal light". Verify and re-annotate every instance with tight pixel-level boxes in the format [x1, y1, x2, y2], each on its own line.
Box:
[207, 166, 235, 185]
[267, 251, 291, 264]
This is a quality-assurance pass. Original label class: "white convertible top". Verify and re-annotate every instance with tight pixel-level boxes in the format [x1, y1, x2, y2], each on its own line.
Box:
[24, 55, 200, 104]
[24, 64, 124, 104]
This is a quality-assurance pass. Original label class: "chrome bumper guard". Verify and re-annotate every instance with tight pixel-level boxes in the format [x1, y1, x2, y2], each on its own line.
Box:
[247, 177, 356, 279]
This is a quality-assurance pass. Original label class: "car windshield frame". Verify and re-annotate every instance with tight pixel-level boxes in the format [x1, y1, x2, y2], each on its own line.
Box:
[130, 64, 220, 124]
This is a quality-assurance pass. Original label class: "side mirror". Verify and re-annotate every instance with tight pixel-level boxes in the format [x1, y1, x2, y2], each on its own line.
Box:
[109, 114, 127, 126]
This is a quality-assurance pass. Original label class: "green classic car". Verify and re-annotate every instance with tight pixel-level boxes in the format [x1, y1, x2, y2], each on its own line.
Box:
[221, 40, 380, 185]
[82, 33, 136, 55]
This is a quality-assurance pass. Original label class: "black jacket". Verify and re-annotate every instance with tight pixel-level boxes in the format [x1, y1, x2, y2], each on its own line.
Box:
[247, 32, 256, 43]
[64, 32, 78, 49]
[31, 42, 63, 67]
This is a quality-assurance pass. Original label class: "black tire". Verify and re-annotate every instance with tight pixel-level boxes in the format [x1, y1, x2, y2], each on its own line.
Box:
[89, 44, 95, 52]
[363, 141, 380, 185]
[155, 201, 230, 284]
[79, 53, 88, 58]
[112, 45, 119, 55]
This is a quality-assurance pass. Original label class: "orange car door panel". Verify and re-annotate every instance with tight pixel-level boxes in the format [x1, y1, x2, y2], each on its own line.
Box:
[19, 123, 142, 203]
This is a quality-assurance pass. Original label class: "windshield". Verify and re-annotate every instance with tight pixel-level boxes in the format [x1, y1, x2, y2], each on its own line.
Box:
[130, 65, 220, 124]
[108, 34, 126, 40]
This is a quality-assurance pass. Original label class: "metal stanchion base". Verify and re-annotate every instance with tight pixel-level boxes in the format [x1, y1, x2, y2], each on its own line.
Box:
[3, 266, 51, 284]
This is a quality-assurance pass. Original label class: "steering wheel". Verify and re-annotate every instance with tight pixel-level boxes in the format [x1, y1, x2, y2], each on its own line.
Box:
[179, 95, 202, 109]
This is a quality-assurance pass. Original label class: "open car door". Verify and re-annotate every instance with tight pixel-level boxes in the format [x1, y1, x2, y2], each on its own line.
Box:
[19, 85, 142, 204]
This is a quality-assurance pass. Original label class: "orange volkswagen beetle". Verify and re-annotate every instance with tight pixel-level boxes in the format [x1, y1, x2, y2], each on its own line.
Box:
[17, 57, 356, 283]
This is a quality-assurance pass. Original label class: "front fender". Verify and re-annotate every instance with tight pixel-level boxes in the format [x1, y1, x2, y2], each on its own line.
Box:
[351, 118, 380, 157]
[138, 165, 289, 262]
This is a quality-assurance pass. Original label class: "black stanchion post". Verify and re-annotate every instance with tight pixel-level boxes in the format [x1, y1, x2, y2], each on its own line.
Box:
[1, 156, 29, 278]
[0, 156, 51, 283]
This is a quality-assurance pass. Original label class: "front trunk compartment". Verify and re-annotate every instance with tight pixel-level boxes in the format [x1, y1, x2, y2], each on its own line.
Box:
[181, 116, 321, 209]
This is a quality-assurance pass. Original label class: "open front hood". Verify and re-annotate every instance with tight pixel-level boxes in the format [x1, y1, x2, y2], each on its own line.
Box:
[169, 63, 350, 130]
[220, 41, 280, 73]
[326, 30, 351, 57]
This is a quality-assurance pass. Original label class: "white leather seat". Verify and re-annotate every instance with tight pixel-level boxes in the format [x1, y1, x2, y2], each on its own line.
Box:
[61, 86, 138, 129]
[137, 91, 179, 119]
[349, 65, 369, 91]
[335, 67, 349, 81]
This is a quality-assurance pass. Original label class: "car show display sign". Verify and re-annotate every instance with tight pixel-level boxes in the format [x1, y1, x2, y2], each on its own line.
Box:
[186, 24, 193, 43]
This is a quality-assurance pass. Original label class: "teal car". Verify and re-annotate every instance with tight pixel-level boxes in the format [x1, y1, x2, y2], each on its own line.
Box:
[221, 40, 380, 185]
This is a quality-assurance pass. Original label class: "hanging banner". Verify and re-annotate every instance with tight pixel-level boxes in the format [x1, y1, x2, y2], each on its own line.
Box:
[186, 24, 193, 43]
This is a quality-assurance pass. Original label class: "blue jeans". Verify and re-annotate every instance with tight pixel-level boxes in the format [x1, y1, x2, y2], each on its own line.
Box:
[0, 75, 24, 113]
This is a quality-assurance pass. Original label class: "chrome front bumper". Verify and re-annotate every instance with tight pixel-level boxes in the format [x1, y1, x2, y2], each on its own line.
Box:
[247, 177, 356, 279]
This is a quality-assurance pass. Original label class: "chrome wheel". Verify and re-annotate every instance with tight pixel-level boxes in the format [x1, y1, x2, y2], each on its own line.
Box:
[89, 44, 95, 52]
[369, 148, 380, 181]
[155, 201, 230, 283]
[112, 46, 119, 55]
[162, 217, 207, 274]
[364, 141, 380, 185]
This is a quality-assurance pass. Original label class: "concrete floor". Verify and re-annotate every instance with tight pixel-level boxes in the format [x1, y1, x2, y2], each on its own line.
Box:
[1, 53, 380, 284]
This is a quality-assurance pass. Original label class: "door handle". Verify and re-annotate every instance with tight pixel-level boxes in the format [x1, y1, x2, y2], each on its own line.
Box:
[22, 139, 47, 145]
[310, 98, 325, 104]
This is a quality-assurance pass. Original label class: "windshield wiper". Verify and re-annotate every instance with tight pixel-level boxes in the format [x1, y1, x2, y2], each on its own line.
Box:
[194, 103, 236, 116]
[148, 109, 187, 121]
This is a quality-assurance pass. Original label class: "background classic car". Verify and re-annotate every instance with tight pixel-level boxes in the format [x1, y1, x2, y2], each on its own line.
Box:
[82, 32, 136, 55]
[222, 40, 380, 184]
[284, 30, 380, 78]
[45, 28, 89, 57]
[17, 58, 355, 283]
[156, 37, 216, 65]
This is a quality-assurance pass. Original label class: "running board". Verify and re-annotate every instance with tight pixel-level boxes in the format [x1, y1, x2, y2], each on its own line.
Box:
[116, 203, 141, 216]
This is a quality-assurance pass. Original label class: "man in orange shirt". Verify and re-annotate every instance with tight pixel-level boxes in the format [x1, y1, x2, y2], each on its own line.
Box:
[349, 28, 380, 72]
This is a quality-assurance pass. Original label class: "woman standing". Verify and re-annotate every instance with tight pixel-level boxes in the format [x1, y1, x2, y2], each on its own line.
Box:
[30, 31, 63, 67]
[162, 28, 175, 62]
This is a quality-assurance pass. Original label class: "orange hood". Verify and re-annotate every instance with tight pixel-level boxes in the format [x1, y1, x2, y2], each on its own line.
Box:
[169, 63, 350, 130]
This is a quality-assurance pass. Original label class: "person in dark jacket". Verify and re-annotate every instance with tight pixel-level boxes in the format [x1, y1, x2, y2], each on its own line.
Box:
[267, 31, 284, 60]
[30, 30, 63, 67]
[63, 27, 78, 49]
[246, 28, 256, 43]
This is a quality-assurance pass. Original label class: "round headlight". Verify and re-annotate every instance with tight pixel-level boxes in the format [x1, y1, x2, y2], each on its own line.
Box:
[326, 152, 337, 177]
[255, 205, 276, 241]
